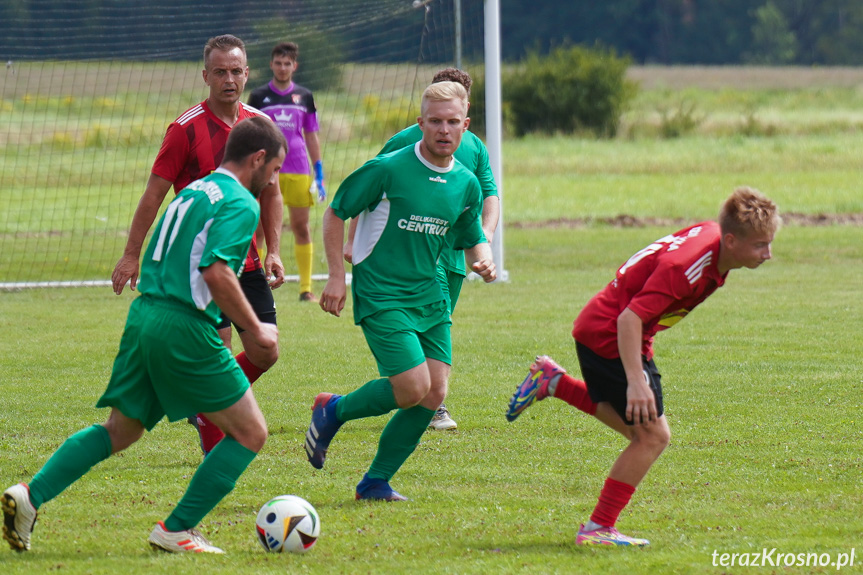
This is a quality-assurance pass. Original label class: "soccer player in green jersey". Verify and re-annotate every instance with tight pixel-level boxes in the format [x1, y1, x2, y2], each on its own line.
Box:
[304, 81, 497, 501]
[2, 117, 287, 554]
[344, 68, 500, 430]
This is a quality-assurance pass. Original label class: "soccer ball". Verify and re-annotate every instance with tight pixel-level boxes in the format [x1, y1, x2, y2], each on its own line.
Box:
[255, 495, 321, 553]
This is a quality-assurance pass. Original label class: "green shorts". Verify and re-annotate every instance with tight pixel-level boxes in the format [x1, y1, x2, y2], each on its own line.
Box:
[96, 296, 249, 430]
[436, 264, 465, 315]
[360, 300, 452, 377]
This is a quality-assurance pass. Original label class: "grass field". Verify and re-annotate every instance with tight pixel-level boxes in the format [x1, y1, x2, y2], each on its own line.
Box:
[1, 225, 860, 574]
[1, 64, 862, 573]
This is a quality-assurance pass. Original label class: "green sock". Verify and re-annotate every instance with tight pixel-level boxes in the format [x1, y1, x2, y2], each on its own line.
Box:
[28, 424, 112, 509]
[336, 378, 399, 422]
[163, 436, 257, 532]
[368, 405, 436, 481]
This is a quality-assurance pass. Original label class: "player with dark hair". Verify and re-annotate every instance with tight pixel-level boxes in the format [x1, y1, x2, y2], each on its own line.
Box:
[3, 116, 288, 554]
[306, 81, 496, 501]
[344, 68, 500, 430]
[248, 41, 325, 303]
[506, 187, 781, 546]
[111, 34, 284, 455]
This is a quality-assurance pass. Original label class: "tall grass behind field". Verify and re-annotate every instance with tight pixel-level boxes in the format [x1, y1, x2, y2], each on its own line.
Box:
[503, 134, 863, 223]
[625, 66, 863, 137]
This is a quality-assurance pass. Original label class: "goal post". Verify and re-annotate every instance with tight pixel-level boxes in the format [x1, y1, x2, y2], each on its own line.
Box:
[484, 0, 508, 282]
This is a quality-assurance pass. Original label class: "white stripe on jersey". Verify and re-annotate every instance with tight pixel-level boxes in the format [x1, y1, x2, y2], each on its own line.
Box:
[241, 102, 269, 117]
[685, 251, 713, 284]
[352, 195, 390, 266]
[189, 218, 215, 310]
[177, 105, 205, 125]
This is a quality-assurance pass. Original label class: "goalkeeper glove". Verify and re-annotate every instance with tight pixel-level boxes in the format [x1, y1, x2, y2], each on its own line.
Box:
[313, 160, 326, 202]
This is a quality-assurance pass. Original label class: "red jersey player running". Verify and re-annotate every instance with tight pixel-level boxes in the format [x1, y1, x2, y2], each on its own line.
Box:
[506, 187, 781, 546]
[111, 35, 284, 455]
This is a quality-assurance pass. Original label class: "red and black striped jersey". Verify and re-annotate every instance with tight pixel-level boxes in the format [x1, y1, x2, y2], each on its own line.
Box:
[151, 100, 269, 272]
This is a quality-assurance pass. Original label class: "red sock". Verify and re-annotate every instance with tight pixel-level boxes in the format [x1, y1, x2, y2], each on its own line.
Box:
[196, 352, 268, 453]
[590, 477, 636, 528]
[196, 413, 225, 454]
[553, 374, 598, 415]
[235, 351, 266, 384]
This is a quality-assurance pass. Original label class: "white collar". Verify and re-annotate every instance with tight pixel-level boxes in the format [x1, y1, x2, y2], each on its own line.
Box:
[413, 141, 454, 173]
[213, 166, 240, 183]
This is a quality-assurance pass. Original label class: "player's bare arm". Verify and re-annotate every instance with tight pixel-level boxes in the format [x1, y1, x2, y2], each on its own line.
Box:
[617, 307, 657, 426]
[202, 260, 278, 351]
[343, 217, 358, 264]
[320, 207, 348, 316]
[464, 242, 496, 283]
[112, 173, 173, 295]
[481, 195, 500, 244]
[259, 179, 285, 288]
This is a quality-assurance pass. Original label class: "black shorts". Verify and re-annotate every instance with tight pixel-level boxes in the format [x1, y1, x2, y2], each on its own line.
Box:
[575, 341, 664, 425]
[216, 267, 277, 332]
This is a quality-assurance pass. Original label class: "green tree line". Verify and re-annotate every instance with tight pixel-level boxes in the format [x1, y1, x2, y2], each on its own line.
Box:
[501, 0, 863, 65]
[3, 0, 863, 65]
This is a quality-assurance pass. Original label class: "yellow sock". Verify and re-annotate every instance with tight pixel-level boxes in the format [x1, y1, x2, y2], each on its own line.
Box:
[295, 242, 313, 293]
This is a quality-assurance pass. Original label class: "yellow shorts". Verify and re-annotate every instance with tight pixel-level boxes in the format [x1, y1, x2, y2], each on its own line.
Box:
[279, 173, 315, 208]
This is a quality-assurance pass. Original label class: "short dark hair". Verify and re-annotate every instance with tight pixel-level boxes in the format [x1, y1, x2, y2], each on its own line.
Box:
[223, 116, 287, 165]
[204, 34, 246, 67]
[271, 42, 299, 61]
[432, 68, 472, 95]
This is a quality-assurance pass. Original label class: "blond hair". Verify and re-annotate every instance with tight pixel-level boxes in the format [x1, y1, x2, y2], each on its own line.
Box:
[421, 81, 468, 116]
[719, 186, 781, 238]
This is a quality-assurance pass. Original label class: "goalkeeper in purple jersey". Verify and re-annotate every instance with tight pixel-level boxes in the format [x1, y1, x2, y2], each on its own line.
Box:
[248, 42, 325, 303]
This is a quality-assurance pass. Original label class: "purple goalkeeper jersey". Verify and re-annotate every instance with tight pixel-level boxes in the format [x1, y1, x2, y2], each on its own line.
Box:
[247, 81, 319, 175]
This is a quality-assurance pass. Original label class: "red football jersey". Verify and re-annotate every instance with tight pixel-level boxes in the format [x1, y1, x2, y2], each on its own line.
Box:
[573, 221, 728, 360]
[151, 100, 268, 272]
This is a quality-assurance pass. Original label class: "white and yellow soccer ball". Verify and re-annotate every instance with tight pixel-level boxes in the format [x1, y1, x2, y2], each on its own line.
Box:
[255, 495, 320, 553]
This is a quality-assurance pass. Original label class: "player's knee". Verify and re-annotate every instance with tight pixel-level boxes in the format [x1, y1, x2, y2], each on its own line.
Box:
[237, 420, 268, 453]
[630, 422, 670, 455]
[248, 343, 279, 370]
[642, 425, 671, 454]
[103, 420, 144, 454]
[249, 427, 268, 453]
[261, 344, 279, 369]
[424, 381, 447, 408]
[399, 382, 432, 408]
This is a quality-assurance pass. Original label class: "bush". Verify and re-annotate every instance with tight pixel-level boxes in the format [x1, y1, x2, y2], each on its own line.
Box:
[504, 44, 636, 138]
[360, 95, 417, 142]
[657, 100, 704, 138]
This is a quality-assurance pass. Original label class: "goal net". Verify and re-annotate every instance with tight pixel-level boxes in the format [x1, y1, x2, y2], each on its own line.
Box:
[0, 0, 490, 288]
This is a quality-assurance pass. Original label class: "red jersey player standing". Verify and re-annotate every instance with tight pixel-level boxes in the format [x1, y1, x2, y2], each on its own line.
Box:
[506, 187, 781, 546]
[111, 35, 284, 454]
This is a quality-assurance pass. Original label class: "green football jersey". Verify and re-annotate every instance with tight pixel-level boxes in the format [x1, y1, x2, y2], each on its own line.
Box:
[380, 124, 497, 276]
[332, 142, 486, 323]
[138, 168, 260, 324]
